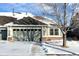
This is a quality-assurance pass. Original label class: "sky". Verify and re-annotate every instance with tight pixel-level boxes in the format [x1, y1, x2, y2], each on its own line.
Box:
[0, 3, 44, 16]
[0, 3, 79, 26]
[0, 3, 77, 16]
[0, 3, 56, 20]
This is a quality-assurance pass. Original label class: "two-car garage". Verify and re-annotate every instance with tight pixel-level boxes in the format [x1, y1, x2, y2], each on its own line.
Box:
[8, 25, 43, 42]
[13, 29, 42, 42]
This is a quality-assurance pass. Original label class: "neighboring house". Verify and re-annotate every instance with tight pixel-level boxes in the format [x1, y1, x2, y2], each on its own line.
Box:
[0, 12, 62, 42]
[70, 12, 79, 40]
[71, 12, 79, 29]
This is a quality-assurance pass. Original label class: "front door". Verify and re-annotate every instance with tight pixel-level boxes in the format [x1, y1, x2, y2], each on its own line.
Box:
[0, 30, 7, 40]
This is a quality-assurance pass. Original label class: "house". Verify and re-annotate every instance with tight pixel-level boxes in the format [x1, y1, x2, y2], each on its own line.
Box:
[0, 12, 63, 42]
[70, 12, 79, 40]
[71, 12, 79, 29]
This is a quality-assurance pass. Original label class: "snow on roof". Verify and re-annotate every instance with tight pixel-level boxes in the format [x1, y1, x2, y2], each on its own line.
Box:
[4, 22, 14, 26]
[0, 12, 34, 20]
[0, 12, 56, 25]
[33, 16, 57, 25]
[0, 12, 13, 17]
[13, 12, 34, 20]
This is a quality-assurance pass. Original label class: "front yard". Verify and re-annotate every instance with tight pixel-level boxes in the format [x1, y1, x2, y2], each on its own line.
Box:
[0, 40, 79, 56]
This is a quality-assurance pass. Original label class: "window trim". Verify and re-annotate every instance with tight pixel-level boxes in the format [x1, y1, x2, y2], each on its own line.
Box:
[50, 28, 59, 35]
[50, 29, 54, 35]
[55, 29, 59, 35]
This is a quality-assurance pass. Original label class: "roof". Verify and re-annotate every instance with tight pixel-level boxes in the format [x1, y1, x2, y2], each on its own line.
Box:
[0, 16, 16, 25]
[13, 17, 46, 25]
[0, 12, 57, 26]
[33, 16, 57, 25]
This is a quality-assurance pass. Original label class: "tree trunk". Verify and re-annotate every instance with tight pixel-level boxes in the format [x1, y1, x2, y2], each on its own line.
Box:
[62, 3, 67, 47]
[63, 33, 67, 47]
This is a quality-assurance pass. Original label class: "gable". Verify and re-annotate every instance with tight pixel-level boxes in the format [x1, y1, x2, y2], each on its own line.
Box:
[13, 17, 47, 25]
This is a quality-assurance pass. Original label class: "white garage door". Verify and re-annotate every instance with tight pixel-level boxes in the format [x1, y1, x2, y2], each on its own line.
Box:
[13, 29, 42, 42]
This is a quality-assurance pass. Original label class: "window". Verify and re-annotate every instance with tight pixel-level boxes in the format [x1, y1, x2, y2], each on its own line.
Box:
[39, 29, 41, 31]
[50, 28, 59, 35]
[50, 29, 53, 35]
[21, 29, 23, 31]
[55, 29, 59, 35]
[17, 29, 19, 31]
[27, 29, 30, 31]
[13, 29, 16, 31]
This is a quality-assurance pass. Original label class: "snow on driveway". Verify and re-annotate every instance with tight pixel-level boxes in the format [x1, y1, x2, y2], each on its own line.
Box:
[0, 40, 79, 56]
[0, 41, 45, 56]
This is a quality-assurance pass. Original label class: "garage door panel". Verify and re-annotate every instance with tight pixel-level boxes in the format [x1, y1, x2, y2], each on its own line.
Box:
[33, 30, 41, 42]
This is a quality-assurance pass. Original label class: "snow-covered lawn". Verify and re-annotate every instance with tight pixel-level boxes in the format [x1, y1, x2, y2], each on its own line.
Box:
[43, 40, 79, 56]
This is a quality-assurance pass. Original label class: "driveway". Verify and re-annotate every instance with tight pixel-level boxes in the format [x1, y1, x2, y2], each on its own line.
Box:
[0, 41, 45, 56]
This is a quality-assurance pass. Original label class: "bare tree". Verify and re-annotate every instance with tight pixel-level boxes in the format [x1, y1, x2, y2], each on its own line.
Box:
[38, 3, 77, 47]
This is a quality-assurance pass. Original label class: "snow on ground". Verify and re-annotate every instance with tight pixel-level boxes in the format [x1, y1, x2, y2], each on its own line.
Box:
[0, 40, 79, 56]
[43, 40, 79, 55]
[0, 41, 45, 56]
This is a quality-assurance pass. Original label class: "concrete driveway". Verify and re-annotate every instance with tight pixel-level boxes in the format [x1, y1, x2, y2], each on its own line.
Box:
[0, 41, 45, 56]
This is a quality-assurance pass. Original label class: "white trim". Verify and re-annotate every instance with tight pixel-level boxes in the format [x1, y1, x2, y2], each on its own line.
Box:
[8, 25, 47, 27]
